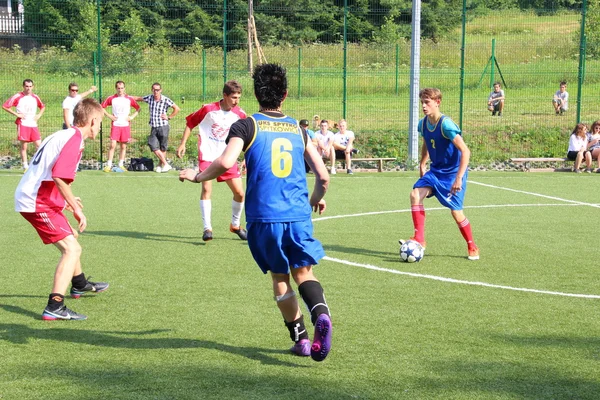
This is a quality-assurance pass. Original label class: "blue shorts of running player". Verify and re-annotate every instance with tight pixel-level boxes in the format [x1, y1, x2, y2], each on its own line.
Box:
[414, 169, 468, 211]
[247, 219, 325, 274]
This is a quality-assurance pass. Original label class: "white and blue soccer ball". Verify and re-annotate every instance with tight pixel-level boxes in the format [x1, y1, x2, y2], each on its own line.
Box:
[399, 240, 424, 263]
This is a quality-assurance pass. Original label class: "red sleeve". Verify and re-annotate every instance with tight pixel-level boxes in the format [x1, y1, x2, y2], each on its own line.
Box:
[235, 107, 247, 119]
[186, 106, 209, 129]
[3, 93, 20, 108]
[52, 131, 83, 183]
[101, 95, 113, 108]
[34, 94, 44, 109]
[129, 97, 141, 111]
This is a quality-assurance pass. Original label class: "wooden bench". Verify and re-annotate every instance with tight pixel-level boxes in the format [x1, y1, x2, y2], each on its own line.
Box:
[509, 157, 571, 172]
[350, 157, 397, 172]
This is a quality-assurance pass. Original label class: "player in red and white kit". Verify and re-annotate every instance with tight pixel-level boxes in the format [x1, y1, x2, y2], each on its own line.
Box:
[101, 81, 141, 171]
[2, 79, 46, 171]
[15, 98, 109, 321]
[176, 81, 247, 242]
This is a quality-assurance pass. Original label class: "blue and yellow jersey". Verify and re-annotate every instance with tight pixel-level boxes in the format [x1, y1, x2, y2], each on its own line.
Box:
[418, 115, 461, 174]
[243, 112, 312, 223]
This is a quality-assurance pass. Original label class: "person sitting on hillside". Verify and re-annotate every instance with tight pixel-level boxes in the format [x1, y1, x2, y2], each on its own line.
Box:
[552, 81, 569, 115]
[567, 123, 593, 173]
[487, 82, 504, 117]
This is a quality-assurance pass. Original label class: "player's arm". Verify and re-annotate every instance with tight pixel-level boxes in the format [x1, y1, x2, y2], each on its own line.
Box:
[451, 135, 471, 194]
[180, 138, 244, 183]
[168, 103, 181, 120]
[128, 110, 139, 122]
[418, 141, 429, 177]
[2, 104, 21, 118]
[304, 140, 330, 214]
[130, 95, 145, 102]
[35, 105, 45, 121]
[177, 126, 193, 158]
[103, 109, 117, 122]
[345, 135, 355, 153]
[81, 86, 98, 98]
[54, 177, 87, 232]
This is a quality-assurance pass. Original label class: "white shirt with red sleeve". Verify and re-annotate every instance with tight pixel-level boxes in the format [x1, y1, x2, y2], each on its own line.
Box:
[15, 128, 84, 213]
[185, 101, 246, 162]
[3, 92, 45, 127]
[101, 95, 141, 127]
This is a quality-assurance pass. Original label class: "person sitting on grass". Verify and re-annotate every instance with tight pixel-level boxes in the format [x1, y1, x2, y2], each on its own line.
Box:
[552, 81, 569, 115]
[567, 123, 593, 173]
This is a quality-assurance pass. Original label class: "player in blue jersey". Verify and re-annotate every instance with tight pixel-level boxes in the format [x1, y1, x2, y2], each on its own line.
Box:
[400, 88, 479, 260]
[179, 63, 333, 362]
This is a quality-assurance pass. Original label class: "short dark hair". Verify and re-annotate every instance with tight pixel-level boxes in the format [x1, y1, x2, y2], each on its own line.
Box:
[115, 80, 125, 88]
[68, 82, 78, 90]
[560, 81, 567, 86]
[223, 80, 242, 95]
[252, 63, 287, 110]
[23, 79, 33, 86]
[152, 82, 161, 89]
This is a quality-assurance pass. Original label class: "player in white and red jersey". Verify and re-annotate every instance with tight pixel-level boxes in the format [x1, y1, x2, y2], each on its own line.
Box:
[176, 81, 247, 242]
[15, 98, 109, 321]
[2, 79, 46, 171]
[101, 81, 141, 171]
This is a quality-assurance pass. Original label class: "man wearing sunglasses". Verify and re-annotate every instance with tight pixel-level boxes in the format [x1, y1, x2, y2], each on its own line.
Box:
[62, 82, 97, 129]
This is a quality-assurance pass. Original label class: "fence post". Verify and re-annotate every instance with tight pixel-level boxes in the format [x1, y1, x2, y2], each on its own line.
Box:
[223, 0, 227, 85]
[395, 43, 399, 96]
[576, 0, 588, 123]
[202, 48, 207, 102]
[342, 0, 348, 119]
[298, 47, 302, 99]
[459, 0, 466, 129]
[96, 0, 103, 167]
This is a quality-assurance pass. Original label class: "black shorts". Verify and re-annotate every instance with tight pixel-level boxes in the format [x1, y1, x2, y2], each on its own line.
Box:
[335, 149, 350, 159]
[566, 150, 591, 161]
[148, 125, 170, 152]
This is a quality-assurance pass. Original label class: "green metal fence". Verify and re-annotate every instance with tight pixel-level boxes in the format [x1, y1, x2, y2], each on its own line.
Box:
[0, 0, 597, 169]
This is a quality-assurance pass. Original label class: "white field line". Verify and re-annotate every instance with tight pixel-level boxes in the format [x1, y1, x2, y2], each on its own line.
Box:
[324, 256, 600, 299]
[319, 181, 600, 299]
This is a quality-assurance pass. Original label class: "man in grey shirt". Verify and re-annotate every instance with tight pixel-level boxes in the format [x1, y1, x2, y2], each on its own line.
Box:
[487, 82, 505, 117]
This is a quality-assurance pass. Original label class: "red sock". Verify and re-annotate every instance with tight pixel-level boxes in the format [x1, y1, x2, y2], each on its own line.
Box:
[457, 218, 476, 249]
[411, 205, 425, 243]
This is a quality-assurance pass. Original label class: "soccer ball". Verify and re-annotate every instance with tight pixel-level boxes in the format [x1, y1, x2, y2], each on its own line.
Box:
[399, 240, 424, 263]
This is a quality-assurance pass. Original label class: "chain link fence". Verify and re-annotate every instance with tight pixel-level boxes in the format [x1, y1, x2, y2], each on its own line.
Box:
[0, 0, 597, 169]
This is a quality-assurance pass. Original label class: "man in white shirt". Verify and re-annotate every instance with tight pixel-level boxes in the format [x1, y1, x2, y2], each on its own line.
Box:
[553, 81, 569, 115]
[315, 120, 335, 173]
[332, 119, 358, 174]
[62, 82, 97, 129]
[101, 81, 141, 171]
[2, 79, 45, 171]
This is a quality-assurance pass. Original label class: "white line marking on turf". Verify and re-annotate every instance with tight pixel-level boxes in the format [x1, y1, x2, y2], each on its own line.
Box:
[469, 180, 600, 208]
[313, 203, 582, 221]
[324, 256, 600, 299]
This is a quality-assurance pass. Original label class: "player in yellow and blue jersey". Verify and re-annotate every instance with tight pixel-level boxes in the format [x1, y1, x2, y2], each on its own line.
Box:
[400, 88, 479, 260]
[179, 64, 333, 362]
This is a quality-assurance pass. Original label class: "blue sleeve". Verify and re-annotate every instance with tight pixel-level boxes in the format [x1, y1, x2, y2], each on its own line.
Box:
[417, 119, 423, 137]
[441, 117, 461, 141]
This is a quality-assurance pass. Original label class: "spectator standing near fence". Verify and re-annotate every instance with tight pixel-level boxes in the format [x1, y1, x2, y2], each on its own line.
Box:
[62, 82, 97, 129]
[2, 79, 45, 172]
[400, 87, 479, 261]
[179, 63, 333, 362]
[14, 98, 109, 321]
[176, 81, 248, 242]
[134, 83, 180, 173]
[552, 81, 569, 115]
[101, 81, 140, 172]
[487, 82, 504, 117]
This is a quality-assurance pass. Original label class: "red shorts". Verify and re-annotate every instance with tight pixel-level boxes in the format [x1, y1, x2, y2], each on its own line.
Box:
[199, 160, 241, 182]
[21, 210, 74, 244]
[110, 125, 131, 143]
[17, 125, 41, 142]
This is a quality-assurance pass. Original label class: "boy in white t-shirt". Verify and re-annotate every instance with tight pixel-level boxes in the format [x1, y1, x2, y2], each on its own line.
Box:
[553, 81, 569, 115]
[332, 119, 359, 174]
[315, 120, 335, 173]
[14, 98, 109, 321]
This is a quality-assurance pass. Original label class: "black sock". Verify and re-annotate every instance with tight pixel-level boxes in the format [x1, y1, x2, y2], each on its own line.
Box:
[47, 293, 64, 310]
[71, 273, 87, 290]
[298, 280, 330, 325]
[284, 315, 309, 342]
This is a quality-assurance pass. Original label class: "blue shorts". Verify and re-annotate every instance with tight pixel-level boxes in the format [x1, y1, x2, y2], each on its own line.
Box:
[247, 220, 325, 274]
[414, 170, 468, 211]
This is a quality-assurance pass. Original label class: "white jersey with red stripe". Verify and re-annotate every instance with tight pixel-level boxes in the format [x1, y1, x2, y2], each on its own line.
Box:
[15, 128, 84, 213]
[3, 92, 44, 127]
[185, 101, 246, 162]
[101, 94, 140, 127]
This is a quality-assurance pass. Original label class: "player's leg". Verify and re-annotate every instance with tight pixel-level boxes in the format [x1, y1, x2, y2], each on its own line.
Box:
[159, 126, 171, 171]
[584, 151, 593, 172]
[329, 149, 337, 174]
[105, 139, 117, 171]
[19, 140, 28, 170]
[118, 142, 127, 169]
[200, 180, 213, 241]
[451, 209, 479, 260]
[271, 272, 310, 356]
[408, 186, 432, 246]
[345, 150, 352, 173]
[574, 151, 583, 172]
[292, 266, 332, 362]
[225, 177, 247, 240]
